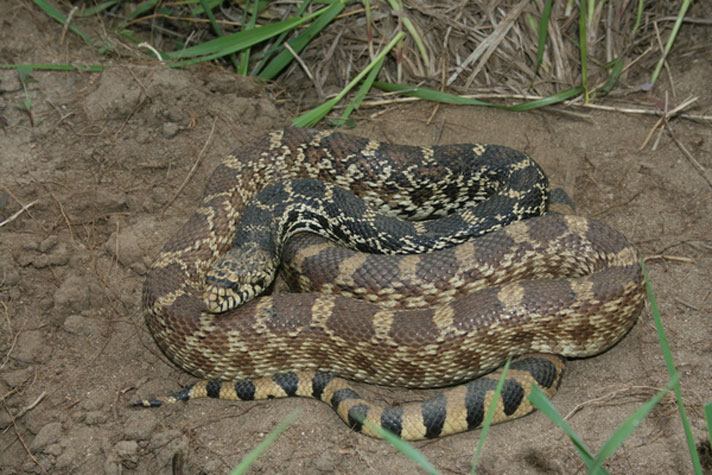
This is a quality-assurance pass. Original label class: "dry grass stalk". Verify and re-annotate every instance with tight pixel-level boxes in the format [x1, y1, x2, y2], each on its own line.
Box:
[121, 1, 701, 109]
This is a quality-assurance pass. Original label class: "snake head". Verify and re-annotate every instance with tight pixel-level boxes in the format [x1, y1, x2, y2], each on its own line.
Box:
[203, 243, 276, 313]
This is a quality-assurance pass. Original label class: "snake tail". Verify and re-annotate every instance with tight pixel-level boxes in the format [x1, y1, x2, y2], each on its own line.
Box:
[134, 354, 565, 441]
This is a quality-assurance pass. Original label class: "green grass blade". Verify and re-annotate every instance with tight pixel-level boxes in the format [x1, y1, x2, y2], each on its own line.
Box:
[199, 0, 222, 37]
[292, 31, 406, 127]
[191, 0, 224, 16]
[590, 374, 680, 473]
[252, 0, 313, 76]
[117, 0, 160, 29]
[471, 358, 511, 475]
[374, 82, 581, 111]
[15, 65, 34, 83]
[632, 0, 645, 36]
[0, 63, 104, 72]
[641, 259, 703, 473]
[359, 419, 440, 475]
[705, 403, 712, 447]
[506, 87, 582, 111]
[649, 0, 693, 86]
[258, 0, 346, 80]
[294, 96, 341, 128]
[331, 56, 385, 127]
[578, 1, 589, 103]
[528, 384, 607, 473]
[168, 6, 327, 62]
[533, 0, 553, 78]
[384, 0, 429, 69]
[32, 0, 95, 46]
[229, 409, 301, 475]
[77, 0, 120, 17]
[238, 1, 263, 75]
[596, 58, 624, 97]
[197, 0, 240, 72]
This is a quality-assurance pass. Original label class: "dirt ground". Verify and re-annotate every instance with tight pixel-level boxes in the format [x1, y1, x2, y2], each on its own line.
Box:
[1, 2, 711, 474]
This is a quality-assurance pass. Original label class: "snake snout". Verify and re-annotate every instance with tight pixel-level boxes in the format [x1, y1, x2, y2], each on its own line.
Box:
[203, 244, 276, 312]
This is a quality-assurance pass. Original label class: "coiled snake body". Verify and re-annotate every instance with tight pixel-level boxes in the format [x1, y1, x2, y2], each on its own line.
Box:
[140, 128, 645, 440]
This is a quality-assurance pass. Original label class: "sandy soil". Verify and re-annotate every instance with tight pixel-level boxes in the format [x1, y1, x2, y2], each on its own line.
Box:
[1, 2, 711, 474]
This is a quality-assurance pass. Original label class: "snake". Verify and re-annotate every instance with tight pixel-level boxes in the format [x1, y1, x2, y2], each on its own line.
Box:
[138, 128, 646, 440]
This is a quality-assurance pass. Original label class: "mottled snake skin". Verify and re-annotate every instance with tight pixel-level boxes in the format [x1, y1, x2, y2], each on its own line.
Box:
[138, 128, 645, 440]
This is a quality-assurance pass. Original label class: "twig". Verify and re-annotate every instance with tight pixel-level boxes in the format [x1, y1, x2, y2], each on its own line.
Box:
[674, 298, 699, 312]
[3, 401, 48, 475]
[49, 190, 74, 240]
[653, 16, 712, 26]
[347, 93, 712, 122]
[652, 21, 676, 97]
[138, 42, 164, 62]
[639, 95, 699, 150]
[0, 326, 18, 371]
[564, 385, 666, 421]
[60, 6, 78, 45]
[447, 0, 528, 86]
[665, 121, 712, 190]
[283, 42, 319, 96]
[12, 391, 47, 420]
[162, 116, 218, 213]
[127, 68, 152, 99]
[644, 254, 696, 264]
[0, 199, 39, 228]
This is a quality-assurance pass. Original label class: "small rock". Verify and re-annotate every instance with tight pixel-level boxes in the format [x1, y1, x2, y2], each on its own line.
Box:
[85, 411, 108, 425]
[81, 396, 104, 412]
[30, 422, 63, 452]
[149, 186, 168, 206]
[124, 412, 158, 440]
[314, 450, 340, 472]
[104, 217, 182, 270]
[1, 367, 34, 387]
[151, 429, 187, 465]
[46, 242, 70, 266]
[164, 105, 183, 122]
[85, 68, 143, 122]
[204, 459, 223, 473]
[136, 128, 153, 145]
[129, 261, 148, 275]
[63, 314, 88, 335]
[45, 442, 63, 456]
[162, 122, 181, 138]
[204, 74, 261, 95]
[103, 459, 122, 475]
[0, 255, 20, 286]
[115, 440, 139, 468]
[55, 451, 76, 470]
[39, 235, 58, 253]
[71, 410, 84, 423]
[19, 242, 70, 269]
[13, 330, 51, 363]
[39, 458, 53, 473]
[53, 274, 90, 313]
[22, 238, 40, 251]
[0, 71, 21, 92]
[64, 314, 105, 337]
[0, 411, 12, 430]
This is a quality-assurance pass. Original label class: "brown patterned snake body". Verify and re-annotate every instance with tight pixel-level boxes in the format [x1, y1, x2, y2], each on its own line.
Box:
[139, 128, 645, 440]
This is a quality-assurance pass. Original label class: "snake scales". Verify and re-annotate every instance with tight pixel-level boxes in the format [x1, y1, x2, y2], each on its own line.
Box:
[139, 128, 645, 440]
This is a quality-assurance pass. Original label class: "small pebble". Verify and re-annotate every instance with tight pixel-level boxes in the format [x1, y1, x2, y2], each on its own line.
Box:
[39, 235, 58, 253]
[30, 422, 63, 452]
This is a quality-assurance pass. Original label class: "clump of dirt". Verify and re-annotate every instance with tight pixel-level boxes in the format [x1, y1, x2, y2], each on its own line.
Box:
[1, 3, 711, 474]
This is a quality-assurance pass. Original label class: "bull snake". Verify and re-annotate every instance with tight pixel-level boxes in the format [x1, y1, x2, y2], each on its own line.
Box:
[137, 128, 645, 440]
